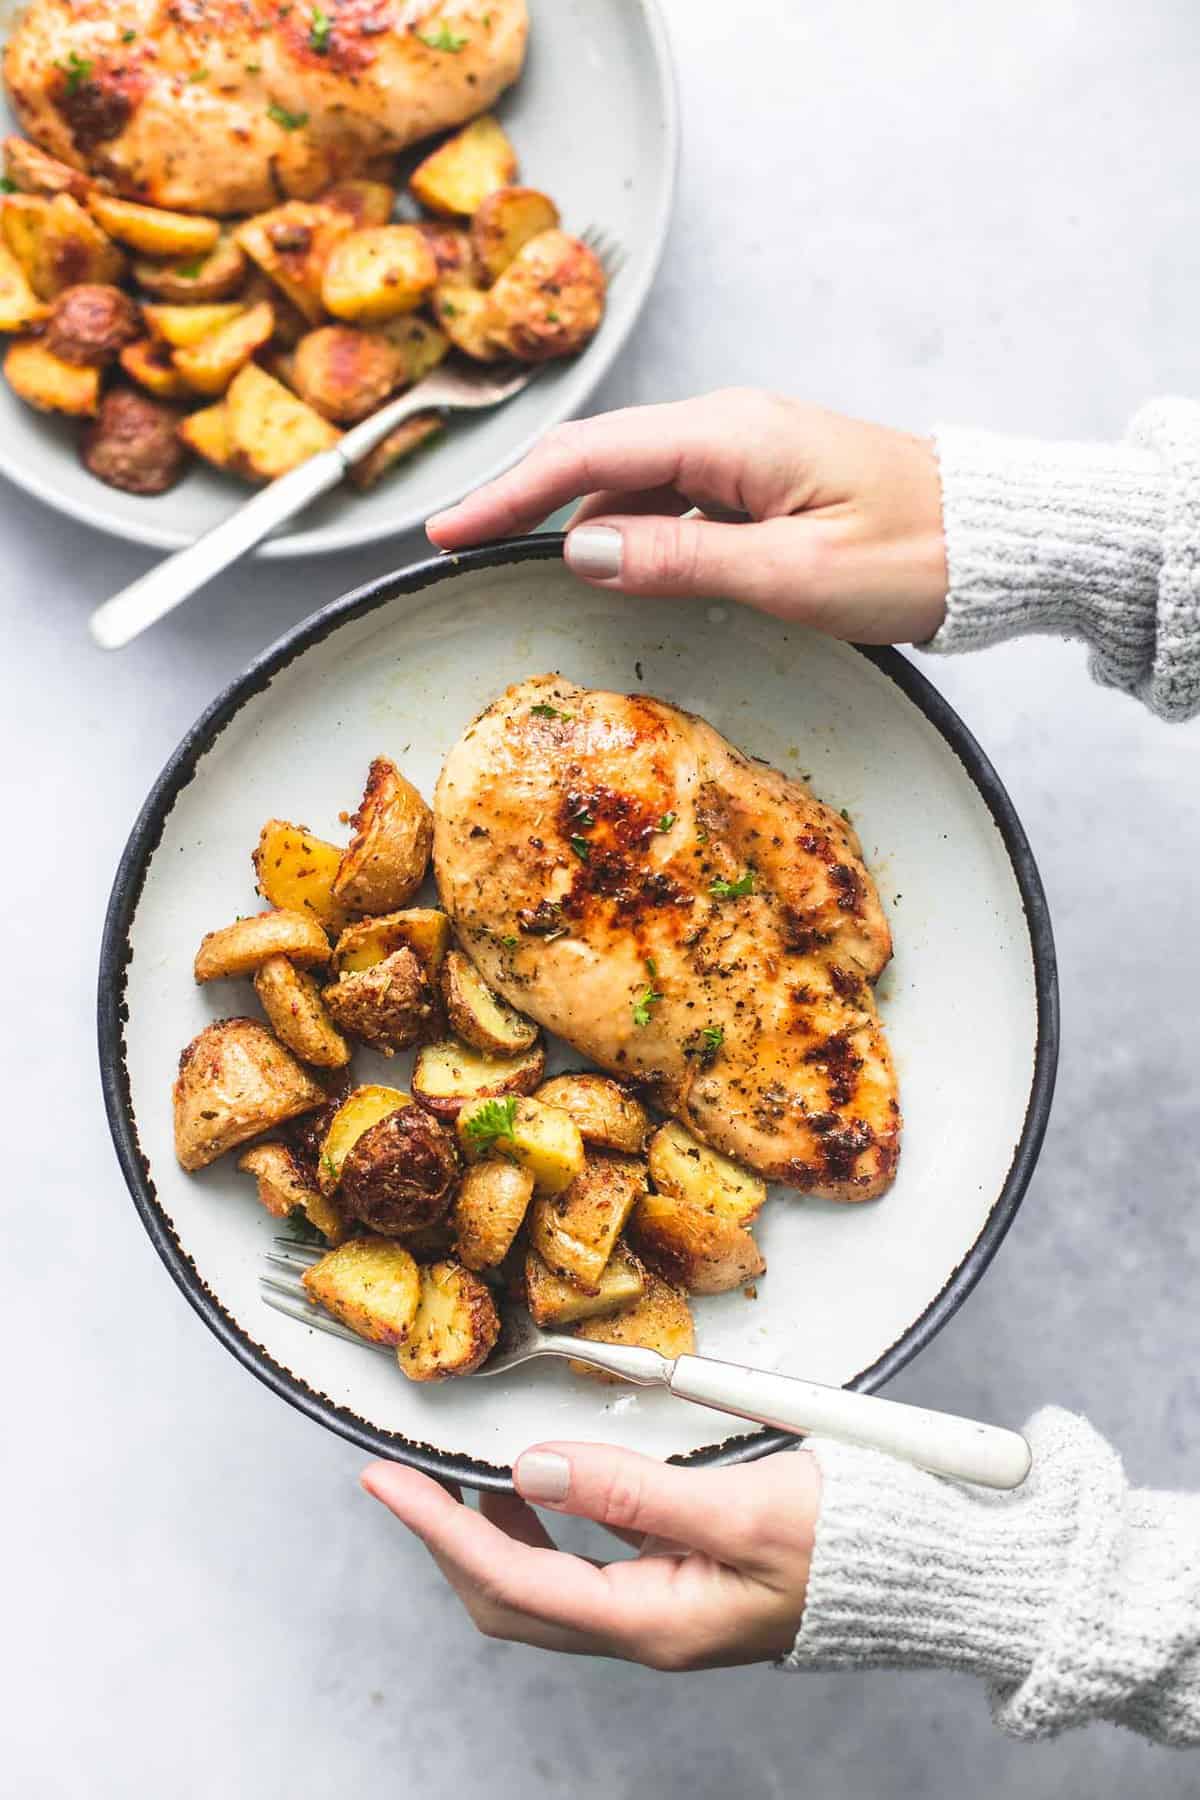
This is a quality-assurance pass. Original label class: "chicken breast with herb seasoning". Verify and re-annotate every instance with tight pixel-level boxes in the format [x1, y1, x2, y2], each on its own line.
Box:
[433, 675, 902, 1201]
[4, 0, 528, 215]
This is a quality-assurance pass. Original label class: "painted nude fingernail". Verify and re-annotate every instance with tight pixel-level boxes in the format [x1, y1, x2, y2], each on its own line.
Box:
[515, 1449, 571, 1503]
[566, 525, 622, 581]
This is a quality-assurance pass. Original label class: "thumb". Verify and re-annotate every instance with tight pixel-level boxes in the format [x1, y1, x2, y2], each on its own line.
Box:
[564, 512, 816, 613]
[514, 1442, 763, 1564]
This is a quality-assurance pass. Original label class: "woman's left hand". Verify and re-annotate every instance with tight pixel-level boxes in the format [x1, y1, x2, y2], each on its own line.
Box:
[362, 1441, 820, 1668]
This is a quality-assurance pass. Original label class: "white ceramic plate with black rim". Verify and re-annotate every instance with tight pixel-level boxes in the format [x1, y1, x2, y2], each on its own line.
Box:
[98, 538, 1058, 1489]
[0, 0, 675, 556]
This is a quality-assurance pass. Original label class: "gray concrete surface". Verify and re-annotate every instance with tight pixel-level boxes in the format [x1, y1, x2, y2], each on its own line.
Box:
[5, 0, 1200, 1792]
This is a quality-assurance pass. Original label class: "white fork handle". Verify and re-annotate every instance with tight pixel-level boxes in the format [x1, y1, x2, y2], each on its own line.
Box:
[669, 1355, 1031, 1489]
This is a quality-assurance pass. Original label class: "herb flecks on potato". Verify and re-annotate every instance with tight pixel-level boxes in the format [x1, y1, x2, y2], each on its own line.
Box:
[173, 1017, 326, 1171]
[339, 1105, 460, 1235]
[331, 756, 433, 915]
[194, 908, 332, 983]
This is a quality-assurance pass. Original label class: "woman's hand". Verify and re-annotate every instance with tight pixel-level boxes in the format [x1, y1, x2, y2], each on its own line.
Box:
[362, 1441, 820, 1669]
[427, 390, 948, 645]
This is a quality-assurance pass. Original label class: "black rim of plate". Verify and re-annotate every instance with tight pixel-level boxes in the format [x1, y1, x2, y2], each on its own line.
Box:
[97, 534, 1060, 1492]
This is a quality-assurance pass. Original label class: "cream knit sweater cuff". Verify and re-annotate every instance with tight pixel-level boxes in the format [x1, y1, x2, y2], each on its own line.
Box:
[925, 399, 1200, 721]
[783, 1407, 1200, 1744]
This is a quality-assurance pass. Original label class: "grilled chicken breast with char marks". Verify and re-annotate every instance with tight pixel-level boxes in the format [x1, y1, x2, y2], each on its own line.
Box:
[434, 675, 901, 1200]
[3, 0, 527, 214]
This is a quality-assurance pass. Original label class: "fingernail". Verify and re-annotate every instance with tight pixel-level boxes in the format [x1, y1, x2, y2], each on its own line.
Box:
[566, 525, 622, 581]
[515, 1449, 571, 1503]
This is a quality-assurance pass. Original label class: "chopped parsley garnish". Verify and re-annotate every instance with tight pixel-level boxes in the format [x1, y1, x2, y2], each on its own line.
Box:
[55, 51, 94, 93]
[418, 21, 470, 50]
[632, 984, 662, 1028]
[657, 812, 676, 832]
[500, 934, 519, 949]
[709, 870, 755, 900]
[695, 828, 709, 845]
[645, 956, 658, 978]
[320, 1150, 338, 1181]
[268, 101, 309, 130]
[245, 59, 262, 72]
[463, 1095, 518, 1151]
[701, 1024, 724, 1056]
[839, 807, 851, 823]
[173, 254, 206, 278]
[287, 1206, 324, 1245]
[569, 836, 590, 862]
[440, 298, 458, 316]
[188, 66, 209, 81]
[530, 702, 572, 720]
[309, 5, 333, 52]
[121, 27, 137, 41]
[545, 310, 560, 322]
[571, 806, 595, 828]
[0, 177, 14, 194]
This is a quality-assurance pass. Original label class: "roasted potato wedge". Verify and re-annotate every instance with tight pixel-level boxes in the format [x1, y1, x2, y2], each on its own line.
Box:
[291, 323, 403, 423]
[332, 756, 432, 914]
[457, 1094, 586, 1197]
[119, 336, 192, 399]
[2, 193, 125, 299]
[178, 399, 233, 469]
[142, 301, 245, 349]
[224, 362, 341, 480]
[237, 1140, 347, 1243]
[172, 300, 274, 397]
[528, 1152, 647, 1293]
[413, 220, 474, 279]
[317, 1082, 411, 1193]
[570, 1273, 695, 1381]
[4, 337, 99, 415]
[253, 954, 350, 1069]
[319, 179, 395, 229]
[323, 947, 439, 1055]
[332, 907, 450, 976]
[339, 1104, 459, 1234]
[44, 283, 139, 365]
[173, 1016, 326, 1171]
[132, 233, 248, 302]
[194, 908, 332, 982]
[395, 1219, 457, 1263]
[395, 1259, 500, 1381]
[646, 1121, 766, 1225]
[253, 819, 351, 933]
[412, 1036, 545, 1118]
[82, 386, 188, 494]
[3, 135, 90, 201]
[470, 186, 560, 284]
[302, 1236, 421, 1345]
[533, 1074, 650, 1156]
[0, 241, 48, 330]
[348, 412, 443, 491]
[431, 282, 502, 361]
[236, 201, 354, 324]
[374, 313, 450, 384]
[321, 224, 438, 323]
[452, 1160, 535, 1270]
[408, 114, 518, 217]
[525, 1242, 646, 1328]
[87, 192, 220, 258]
[440, 949, 538, 1055]
[487, 230, 606, 363]
[628, 1189, 766, 1296]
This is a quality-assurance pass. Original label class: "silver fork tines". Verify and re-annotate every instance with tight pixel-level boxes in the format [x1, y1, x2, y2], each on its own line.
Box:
[582, 224, 626, 278]
[259, 1237, 392, 1354]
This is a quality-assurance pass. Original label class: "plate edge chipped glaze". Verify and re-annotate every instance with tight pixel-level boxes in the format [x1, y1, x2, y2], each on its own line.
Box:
[97, 535, 1059, 1491]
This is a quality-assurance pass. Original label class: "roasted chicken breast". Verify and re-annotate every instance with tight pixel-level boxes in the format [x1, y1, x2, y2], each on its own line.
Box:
[434, 676, 902, 1200]
[4, 0, 528, 214]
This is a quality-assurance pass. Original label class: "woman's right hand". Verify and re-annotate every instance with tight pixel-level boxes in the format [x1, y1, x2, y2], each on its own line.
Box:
[427, 389, 949, 645]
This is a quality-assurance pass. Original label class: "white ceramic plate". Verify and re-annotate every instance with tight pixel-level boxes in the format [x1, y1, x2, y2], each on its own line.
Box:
[99, 541, 1058, 1487]
[0, 0, 676, 556]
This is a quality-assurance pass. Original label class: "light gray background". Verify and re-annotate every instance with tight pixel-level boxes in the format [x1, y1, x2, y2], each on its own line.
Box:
[6, 0, 1200, 1792]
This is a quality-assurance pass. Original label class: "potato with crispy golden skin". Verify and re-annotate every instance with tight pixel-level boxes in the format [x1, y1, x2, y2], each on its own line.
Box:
[0, 242, 48, 331]
[303, 1237, 421, 1345]
[178, 400, 233, 470]
[646, 1121, 766, 1224]
[3, 135, 90, 201]
[132, 234, 248, 303]
[525, 1243, 646, 1327]
[172, 300, 275, 398]
[413, 221, 474, 280]
[317, 1084, 410, 1192]
[470, 187, 560, 284]
[528, 1152, 647, 1294]
[224, 362, 341, 480]
[319, 180, 395, 229]
[339, 1105, 459, 1235]
[627, 1189, 765, 1296]
[82, 387, 188, 494]
[412, 1036, 545, 1118]
[87, 193, 220, 257]
[374, 313, 449, 384]
[570, 1273, 695, 1382]
[235, 201, 353, 325]
[253, 955, 350, 1069]
[173, 1017, 326, 1171]
[253, 820, 351, 933]
[237, 1140, 348, 1243]
[321, 224, 438, 323]
[487, 231, 605, 363]
[291, 324, 404, 423]
[5, 338, 99, 415]
[431, 282, 502, 362]
[533, 1073, 650, 1155]
[332, 757, 432, 914]
[119, 337, 192, 400]
[395, 1260, 500, 1381]
[441, 949, 537, 1055]
[452, 1160, 534, 1270]
[333, 908, 450, 977]
[2, 193, 125, 299]
[194, 908, 332, 983]
[322, 947, 439, 1054]
[44, 284, 139, 366]
[408, 115, 518, 217]
[142, 302, 245, 349]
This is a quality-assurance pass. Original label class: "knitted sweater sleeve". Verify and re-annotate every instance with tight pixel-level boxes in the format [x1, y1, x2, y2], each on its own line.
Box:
[924, 400, 1200, 720]
[783, 1408, 1200, 1744]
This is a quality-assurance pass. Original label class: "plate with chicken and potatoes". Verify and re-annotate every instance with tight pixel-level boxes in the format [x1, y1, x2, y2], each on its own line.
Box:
[99, 538, 1057, 1486]
[0, 0, 676, 552]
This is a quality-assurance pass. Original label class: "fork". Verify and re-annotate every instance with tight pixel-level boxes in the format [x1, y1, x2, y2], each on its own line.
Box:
[262, 1238, 1032, 1489]
[89, 223, 623, 651]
